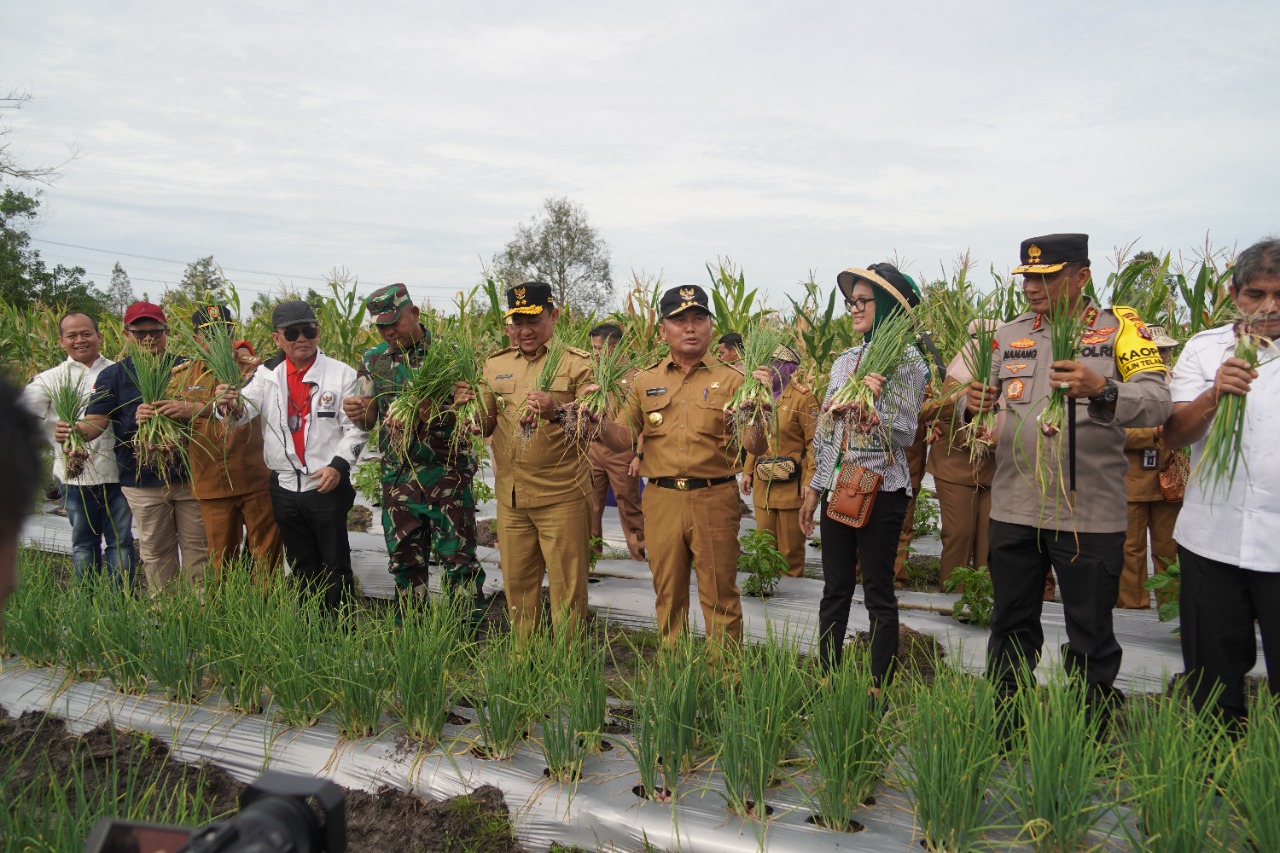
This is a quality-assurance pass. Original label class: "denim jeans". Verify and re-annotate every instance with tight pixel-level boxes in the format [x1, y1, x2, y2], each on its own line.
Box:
[63, 482, 136, 584]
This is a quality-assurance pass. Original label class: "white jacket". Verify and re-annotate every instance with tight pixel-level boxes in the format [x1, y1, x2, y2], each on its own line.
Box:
[22, 355, 122, 485]
[234, 350, 368, 493]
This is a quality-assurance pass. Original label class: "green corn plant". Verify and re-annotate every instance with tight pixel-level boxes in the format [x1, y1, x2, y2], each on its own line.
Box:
[1006, 668, 1118, 852]
[803, 651, 888, 830]
[392, 593, 472, 749]
[900, 662, 1005, 852]
[787, 273, 855, 394]
[1227, 689, 1280, 851]
[707, 257, 766, 335]
[1121, 689, 1236, 852]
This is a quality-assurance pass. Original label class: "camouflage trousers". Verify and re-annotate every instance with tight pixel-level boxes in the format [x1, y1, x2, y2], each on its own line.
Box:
[381, 467, 484, 597]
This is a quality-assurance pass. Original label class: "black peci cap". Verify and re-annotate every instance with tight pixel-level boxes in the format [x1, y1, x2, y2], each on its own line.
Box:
[1012, 234, 1090, 275]
[659, 285, 711, 319]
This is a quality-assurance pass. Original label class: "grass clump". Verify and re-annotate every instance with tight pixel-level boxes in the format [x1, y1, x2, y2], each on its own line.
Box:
[1227, 690, 1280, 851]
[261, 584, 336, 728]
[137, 582, 209, 703]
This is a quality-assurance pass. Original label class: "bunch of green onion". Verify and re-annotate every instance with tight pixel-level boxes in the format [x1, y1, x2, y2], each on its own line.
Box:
[1195, 326, 1267, 495]
[723, 321, 790, 443]
[126, 343, 186, 479]
[562, 341, 640, 444]
[383, 337, 485, 460]
[48, 371, 93, 479]
[959, 324, 999, 462]
[820, 308, 918, 446]
[1036, 298, 1088, 439]
[175, 320, 246, 391]
[515, 336, 568, 441]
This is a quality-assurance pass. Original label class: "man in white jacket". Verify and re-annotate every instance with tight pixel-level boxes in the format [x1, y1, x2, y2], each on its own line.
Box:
[23, 312, 135, 583]
[218, 301, 368, 610]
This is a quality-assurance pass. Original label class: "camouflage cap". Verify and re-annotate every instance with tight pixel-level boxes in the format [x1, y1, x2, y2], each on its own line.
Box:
[365, 283, 413, 325]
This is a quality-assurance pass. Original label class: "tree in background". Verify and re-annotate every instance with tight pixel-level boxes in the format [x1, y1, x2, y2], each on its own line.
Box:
[492, 196, 614, 313]
[161, 255, 230, 312]
[0, 188, 104, 313]
[106, 262, 134, 315]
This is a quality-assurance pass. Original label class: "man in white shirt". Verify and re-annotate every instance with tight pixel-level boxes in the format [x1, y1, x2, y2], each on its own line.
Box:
[1165, 237, 1280, 727]
[22, 312, 135, 583]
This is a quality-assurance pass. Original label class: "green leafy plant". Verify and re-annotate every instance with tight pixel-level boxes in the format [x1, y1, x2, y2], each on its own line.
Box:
[912, 486, 941, 537]
[804, 652, 887, 830]
[942, 565, 994, 626]
[392, 594, 472, 749]
[352, 458, 382, 506]
[737, 527, 788, 598]
[1144, 557, 1181, 625]
[471, 628, 540, 760]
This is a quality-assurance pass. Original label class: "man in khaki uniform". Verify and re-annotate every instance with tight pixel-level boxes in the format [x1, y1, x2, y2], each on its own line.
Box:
[741, 344, 818, 576]
[927, 375, 997, 587]
[179, 304, 281, 578]
[478, 282, 594, 638]
[587, 323, 645, 561]
[603, 285, 768, 645]
[1118, 325, 1181, 608]
[966, 234, 1172, 716]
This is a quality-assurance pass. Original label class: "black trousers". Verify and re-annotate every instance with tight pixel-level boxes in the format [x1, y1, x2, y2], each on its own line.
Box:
[269, 476, 356, 610]
[987, 520, 1124, 695]
[1179, 545, 1280, 724]
[818, 489, 910, 686]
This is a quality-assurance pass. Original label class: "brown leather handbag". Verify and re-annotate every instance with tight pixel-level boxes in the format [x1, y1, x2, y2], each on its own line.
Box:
[826, 462, 882, 528]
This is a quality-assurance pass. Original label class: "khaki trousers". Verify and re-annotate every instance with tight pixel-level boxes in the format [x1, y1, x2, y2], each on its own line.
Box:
[934, 478, 993, 587]
[643, 481, 743, 645]
[497, 494, 591, 639]
[199, 489, 283, 579]
[122, 483, 209, 591]
[1118, 499, 1180, 609]
[590, 456, 646, 560]
[755, 506, 807, 577]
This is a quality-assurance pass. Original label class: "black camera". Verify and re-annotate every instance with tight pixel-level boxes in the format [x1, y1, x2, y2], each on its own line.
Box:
[84, 771, 346, 853]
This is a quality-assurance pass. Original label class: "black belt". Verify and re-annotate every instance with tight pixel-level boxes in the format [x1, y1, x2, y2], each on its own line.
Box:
[651, 476, 736, 491]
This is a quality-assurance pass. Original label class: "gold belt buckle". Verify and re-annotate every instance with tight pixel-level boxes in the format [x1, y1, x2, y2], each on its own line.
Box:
[675, 478, 689, 490]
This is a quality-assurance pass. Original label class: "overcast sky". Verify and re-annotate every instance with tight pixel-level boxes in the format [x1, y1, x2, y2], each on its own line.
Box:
[3, 1, 1277, 311]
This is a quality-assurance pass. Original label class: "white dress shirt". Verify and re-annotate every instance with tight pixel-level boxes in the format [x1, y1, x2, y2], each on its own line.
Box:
[22, 355, 122, 486]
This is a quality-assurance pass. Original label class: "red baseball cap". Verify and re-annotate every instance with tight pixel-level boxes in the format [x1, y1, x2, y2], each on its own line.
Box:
[123, 302, 166, 326]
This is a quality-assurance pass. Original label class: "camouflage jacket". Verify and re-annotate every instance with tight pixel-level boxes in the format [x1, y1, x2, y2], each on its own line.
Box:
[358, 328, 476, 481]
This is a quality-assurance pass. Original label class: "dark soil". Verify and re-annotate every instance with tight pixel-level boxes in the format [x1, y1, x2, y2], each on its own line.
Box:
[476, 517, 499, 548]
[849, 625, 945, 683]
[347, 504, 374, 532]
[0, 708, 525, 853]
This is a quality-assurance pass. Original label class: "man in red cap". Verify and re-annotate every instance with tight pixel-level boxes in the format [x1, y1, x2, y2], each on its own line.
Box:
[69, 302, 209, 590]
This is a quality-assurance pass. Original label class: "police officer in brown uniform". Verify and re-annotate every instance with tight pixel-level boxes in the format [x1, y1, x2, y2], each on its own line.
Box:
[1118, 325, 1182, 609]
[966, 234, 1172, 715]
[741, 344, 819, 577]
[478, 282, 594, 638]
[602, 285, 768, 645]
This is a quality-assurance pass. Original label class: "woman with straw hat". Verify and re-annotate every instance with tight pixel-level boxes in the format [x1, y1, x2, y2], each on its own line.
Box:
[801, 263, 931, 693]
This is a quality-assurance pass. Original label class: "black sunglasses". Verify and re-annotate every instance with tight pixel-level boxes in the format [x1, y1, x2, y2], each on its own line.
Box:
[279, 324, 319, 342]
[126, 326, 168, 339]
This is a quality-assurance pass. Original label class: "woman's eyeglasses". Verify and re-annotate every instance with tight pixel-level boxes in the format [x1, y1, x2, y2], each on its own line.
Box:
[844, 297, 875, 312]
[126, 327, 168, 340]
[280, 324, 319, 342]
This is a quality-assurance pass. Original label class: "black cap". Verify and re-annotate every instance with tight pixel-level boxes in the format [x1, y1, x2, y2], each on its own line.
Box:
[837, 263, 922, 313]
[1013, 234, 1090, 275]
[659, 285, 711, 319]
[271, 300, 317, 328]
[504, 281, 555, 318]
[192, 303, 234, 330]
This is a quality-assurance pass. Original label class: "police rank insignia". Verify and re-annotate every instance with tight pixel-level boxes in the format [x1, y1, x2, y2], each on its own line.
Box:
[648, 412, 663, 427]
[1009, 338, 1036, 349]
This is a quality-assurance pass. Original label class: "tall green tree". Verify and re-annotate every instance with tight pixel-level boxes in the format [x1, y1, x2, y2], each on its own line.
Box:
[107, 261, 134, 314]
[492, 196, 614, 313]
[0, 188, 104, 312]
[163, 255, 230, 310]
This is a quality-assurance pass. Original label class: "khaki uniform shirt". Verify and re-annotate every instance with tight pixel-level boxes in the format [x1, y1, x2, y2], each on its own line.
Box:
[743, 380, 820, 510]
[926, 377, 997, 488]
[1124, 428, 1174, 503]
[618, 355, 744, 480]
[988, 301, 1172, 533]
[174, 361, 272, 499]
[482, 343, 593, 509]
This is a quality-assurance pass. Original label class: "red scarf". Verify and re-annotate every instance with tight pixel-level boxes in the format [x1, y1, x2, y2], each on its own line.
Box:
[286, 359, 313, 465]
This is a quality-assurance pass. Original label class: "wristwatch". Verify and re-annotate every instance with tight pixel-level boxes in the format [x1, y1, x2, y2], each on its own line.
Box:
[1091, 378, 1119, 404]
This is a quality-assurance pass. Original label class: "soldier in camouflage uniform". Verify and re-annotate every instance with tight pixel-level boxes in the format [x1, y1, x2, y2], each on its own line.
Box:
[342, 283, 485, 607]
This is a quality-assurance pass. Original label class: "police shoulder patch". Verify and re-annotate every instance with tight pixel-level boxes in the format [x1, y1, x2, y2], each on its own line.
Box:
[1111, 305, 1166, 380]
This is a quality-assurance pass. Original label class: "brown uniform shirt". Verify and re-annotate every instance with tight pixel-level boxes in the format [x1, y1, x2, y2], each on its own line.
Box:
[482, 343, 593, 509]
[1124, 427, 1173, 503]
[926, 377, 997, 488]
[618, 355, 745, 480]
[743, 380, 820, 510]
[987, 301, 1172, 533]
[174, 361, 272, 499]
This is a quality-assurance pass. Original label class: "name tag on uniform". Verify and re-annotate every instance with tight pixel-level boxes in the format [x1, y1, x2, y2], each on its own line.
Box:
[1142, 449, 1158, 470]
[646, 387, 667, 396]
[495, 373, 513, 380]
